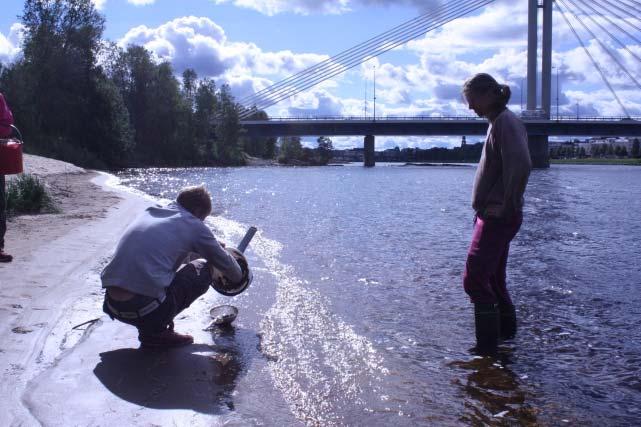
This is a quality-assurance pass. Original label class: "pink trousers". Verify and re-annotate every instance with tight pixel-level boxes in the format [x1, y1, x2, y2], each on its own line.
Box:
[463, 212, 523, 305]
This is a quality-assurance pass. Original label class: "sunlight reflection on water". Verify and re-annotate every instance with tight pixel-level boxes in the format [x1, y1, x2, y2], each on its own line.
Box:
[118, 164, 641, 426]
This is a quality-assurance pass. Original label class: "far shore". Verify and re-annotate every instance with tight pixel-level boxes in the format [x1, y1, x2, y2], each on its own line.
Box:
[551, 158, 641, 166]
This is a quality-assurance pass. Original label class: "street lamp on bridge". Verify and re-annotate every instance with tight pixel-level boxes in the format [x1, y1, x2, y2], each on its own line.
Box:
[373, 65, 377, 122]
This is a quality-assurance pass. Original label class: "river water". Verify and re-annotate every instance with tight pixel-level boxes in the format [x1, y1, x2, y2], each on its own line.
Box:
[117, 163, 641, 426]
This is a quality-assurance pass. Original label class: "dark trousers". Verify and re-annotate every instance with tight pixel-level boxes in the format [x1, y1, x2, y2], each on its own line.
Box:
[103, 259, 212, 336]
[463, 213, 523, 305]
[0, 174, 6, 249]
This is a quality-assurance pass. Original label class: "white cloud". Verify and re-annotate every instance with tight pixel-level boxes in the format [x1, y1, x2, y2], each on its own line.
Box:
[112, 0, 637, 148]
[212, 0, 350, 15]
[92, 0, 108, 10]
[0, 23, 25, 65]
[91, 0, 156, 9]
[128, 0, 157, 5]
[118, 16, 331, 108]
[212, 0, 442, 16]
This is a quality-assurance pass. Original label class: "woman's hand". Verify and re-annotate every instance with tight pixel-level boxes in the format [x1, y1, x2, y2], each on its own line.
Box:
[484, 205, 503, 218]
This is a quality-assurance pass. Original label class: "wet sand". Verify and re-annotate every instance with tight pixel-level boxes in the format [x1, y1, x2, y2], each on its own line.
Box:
[0, 156, 246, 425]
[0, 156, 295, 426]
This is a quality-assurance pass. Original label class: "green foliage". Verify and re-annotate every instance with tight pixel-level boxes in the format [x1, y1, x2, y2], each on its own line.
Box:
[316, 136, 334, 165]
[243, 108, 277, 159]
[215, 84, 245, 166]
[193, 78, 218, 161]
[278, 136, 303, 164]
[0, 1, 266, 169]
[632, 138, 640, 158]
[6, 174, 58, 214]
[1, 0, 132, 168]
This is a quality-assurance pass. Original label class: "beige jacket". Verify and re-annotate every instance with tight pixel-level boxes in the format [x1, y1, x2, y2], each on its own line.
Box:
[472, 108, 532, 218]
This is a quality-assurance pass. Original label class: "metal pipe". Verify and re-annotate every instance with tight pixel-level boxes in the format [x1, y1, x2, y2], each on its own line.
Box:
[237, 226, 257, 253]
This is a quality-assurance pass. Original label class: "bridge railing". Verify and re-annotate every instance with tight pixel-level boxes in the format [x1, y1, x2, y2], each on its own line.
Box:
[550, 115, 641, 122]
[242, 115, 640, 122]
[244, 115, 485, 121]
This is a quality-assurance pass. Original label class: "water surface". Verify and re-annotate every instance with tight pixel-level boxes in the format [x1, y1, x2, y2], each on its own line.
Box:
[118, 163, 641, 426]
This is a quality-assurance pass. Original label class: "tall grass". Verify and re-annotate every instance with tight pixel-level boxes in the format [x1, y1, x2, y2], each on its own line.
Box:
[6, 174, 58, 214]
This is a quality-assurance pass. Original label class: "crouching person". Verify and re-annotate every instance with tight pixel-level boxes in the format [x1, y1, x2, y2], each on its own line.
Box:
[101, 185, 246, 349]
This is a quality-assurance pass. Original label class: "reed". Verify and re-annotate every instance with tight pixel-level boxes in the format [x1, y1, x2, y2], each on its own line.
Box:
[6, 174, 58, 214]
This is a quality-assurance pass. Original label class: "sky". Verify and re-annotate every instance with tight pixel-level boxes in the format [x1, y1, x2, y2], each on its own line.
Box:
[1, 0, 640, 149]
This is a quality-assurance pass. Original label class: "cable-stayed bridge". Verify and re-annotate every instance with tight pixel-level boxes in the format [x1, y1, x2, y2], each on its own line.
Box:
[237, 0, 641, 167]
[242, 116, 641, 138]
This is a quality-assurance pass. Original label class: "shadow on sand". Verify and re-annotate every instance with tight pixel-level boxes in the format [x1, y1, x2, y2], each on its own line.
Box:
[94, 326, 256, 414]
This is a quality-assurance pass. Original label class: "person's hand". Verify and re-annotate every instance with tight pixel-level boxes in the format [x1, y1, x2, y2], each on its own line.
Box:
[484, 205, 503, 218]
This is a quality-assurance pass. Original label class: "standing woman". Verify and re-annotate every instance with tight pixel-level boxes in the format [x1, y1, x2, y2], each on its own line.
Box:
[462, 73, 532, 355]
[0, 92, 14, 263]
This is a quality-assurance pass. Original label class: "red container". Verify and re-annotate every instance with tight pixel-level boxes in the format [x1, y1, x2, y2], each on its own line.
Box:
[0, 140, 23, 175]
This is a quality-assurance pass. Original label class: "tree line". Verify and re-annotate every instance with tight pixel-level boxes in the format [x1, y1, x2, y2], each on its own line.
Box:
[0, 0, 278, 169]
[550, 139, 641, 159]
[375, 142, 484, 163]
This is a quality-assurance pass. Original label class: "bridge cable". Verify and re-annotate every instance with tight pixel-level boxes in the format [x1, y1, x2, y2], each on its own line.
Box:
[237, 0, 488, 111]
[582, 0, 641, 49]
[582, 0, 641, 33]
[561, 0, 641, 91]
[239, 0, 492, 116]
[555, 0, 631, 117]
[236, 1, 459, 105]
[236, 1, 462, 110]
[573, 0, 641, 66]
[616, 0, 641, 13]
[238, 0, 494, 116]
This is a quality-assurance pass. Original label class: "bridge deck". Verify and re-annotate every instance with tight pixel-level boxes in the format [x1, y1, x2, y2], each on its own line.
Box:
[241, 118, 641, 137]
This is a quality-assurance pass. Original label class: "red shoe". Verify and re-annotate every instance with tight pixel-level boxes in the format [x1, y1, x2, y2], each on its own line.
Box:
[139, 327, 194, 349]
[0, 250, 12, 263]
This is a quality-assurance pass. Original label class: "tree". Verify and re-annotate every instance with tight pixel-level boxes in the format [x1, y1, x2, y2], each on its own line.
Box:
[194, 78, 217, 161]
[242, 108, 275, 159]
[316, 136, 333, 165]
[632, 138, 640, 158]
[0, 0, 249, 168]
[6, 0, 134, 167]
[278, 136, 303, 164]
[182, 68, 197, 110]
[215, 84, 244, 165]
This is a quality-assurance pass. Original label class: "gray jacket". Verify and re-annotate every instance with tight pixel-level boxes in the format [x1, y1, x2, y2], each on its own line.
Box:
[101, 202, 242, 299]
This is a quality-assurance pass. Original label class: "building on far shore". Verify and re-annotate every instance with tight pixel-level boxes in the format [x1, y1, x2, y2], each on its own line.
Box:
[550, 137, 639, 157]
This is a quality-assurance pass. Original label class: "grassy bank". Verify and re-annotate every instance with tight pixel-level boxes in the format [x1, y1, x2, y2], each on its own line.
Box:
[6, 174, 58, 215]
[551, 158, 641, 166]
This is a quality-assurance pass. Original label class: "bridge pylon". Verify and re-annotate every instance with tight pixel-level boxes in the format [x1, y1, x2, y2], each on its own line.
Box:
[364, 135, 375, 167]
[526, 0, 552, 168]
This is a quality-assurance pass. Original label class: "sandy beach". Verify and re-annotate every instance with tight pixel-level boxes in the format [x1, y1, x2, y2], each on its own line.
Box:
[0, 156, 246, 426]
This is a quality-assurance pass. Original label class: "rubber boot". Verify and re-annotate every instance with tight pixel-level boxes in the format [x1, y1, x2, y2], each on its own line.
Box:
[472, 303, 500, 356]
[499, 304, 517, 340]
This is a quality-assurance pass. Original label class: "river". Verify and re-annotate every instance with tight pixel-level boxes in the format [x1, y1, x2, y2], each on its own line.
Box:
[117, 163, 641, 426]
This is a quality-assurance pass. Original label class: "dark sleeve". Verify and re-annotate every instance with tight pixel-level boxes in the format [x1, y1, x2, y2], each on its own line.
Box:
[498, 116, 532, 216]
[0, 93, 14, 138]
[192, 222, 243, 284]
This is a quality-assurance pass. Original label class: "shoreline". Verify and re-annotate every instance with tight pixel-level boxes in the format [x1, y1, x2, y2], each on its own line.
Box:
[1, 155, 270, 425]
[0, 155, 154, 425]
[551, 158, 641, 165]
